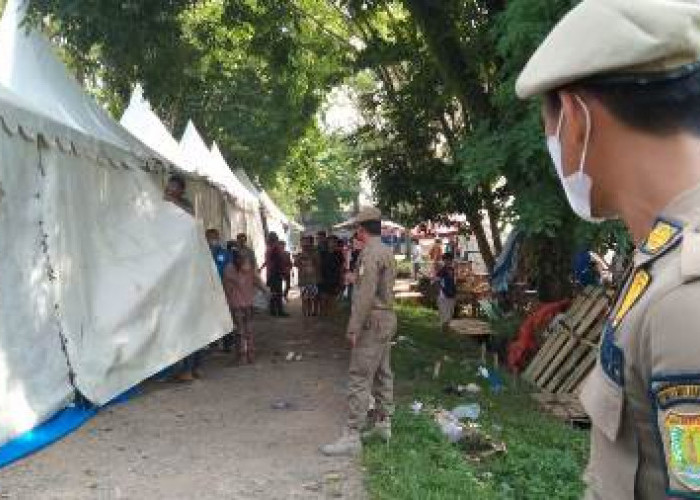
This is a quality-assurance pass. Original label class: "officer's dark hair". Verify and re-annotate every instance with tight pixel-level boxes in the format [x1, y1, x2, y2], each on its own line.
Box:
[168, 174, 187, 190]
[360, 220, 381, 236]
[545, 68, 700, 136]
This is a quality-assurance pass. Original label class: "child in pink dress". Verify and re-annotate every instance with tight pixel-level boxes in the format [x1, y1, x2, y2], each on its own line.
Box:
[223, 255, 268, 363]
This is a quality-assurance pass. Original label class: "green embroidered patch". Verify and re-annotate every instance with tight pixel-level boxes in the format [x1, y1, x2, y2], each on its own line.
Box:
[665, 411, 700, 492]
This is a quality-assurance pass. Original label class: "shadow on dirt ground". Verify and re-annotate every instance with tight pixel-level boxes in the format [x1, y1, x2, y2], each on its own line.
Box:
[0, 299, 366, 500]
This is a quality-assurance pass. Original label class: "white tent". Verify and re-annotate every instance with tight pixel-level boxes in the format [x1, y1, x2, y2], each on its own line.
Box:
[209, 142, 258, 207]
[0, 0, 232, 447]
[119, 84, 193, 174]
[209, 143, 266, 263]
[121, 88, 232, 240]
[0, 3, 161, 163]
[232, 168, 302, 245]
[235, 168, 262, 200]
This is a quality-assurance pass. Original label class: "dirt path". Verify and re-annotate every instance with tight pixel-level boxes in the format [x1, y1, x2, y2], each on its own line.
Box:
[0, 300, 366, 500]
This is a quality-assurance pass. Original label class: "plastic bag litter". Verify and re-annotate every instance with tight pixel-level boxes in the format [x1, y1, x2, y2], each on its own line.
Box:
[435, 410, 465, 443]
[465, 383, 482, 394]
[452, 403, 481, 421]
[411, 401, 424, 414]
[478, 366, 504, 394]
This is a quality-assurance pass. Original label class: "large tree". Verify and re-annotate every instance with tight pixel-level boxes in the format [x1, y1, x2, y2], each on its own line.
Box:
[27, 0, 351, 183]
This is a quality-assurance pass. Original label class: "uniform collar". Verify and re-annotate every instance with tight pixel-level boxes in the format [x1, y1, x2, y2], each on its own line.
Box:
[634, 182, 700, 268]
[658, 181, 700, 227]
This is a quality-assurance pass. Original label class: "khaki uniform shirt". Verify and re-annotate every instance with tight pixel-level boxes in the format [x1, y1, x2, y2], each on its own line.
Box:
[347, 236, 396, 335]
[581, 183, 700, 499]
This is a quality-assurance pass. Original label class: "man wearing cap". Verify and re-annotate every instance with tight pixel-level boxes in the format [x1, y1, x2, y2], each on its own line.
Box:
[517, 0, 700, 497]
[320, 206, 397, 457]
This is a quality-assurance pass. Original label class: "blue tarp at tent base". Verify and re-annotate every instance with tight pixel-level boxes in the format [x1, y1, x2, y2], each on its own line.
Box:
[0, 386, 140, 470]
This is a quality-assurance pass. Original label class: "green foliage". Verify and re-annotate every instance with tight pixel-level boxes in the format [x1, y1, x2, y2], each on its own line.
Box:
[24, 0, 634, 285]
[364, 305, 589, 499]
[28, 0, 352, 185]
[271, 123, 361, 226]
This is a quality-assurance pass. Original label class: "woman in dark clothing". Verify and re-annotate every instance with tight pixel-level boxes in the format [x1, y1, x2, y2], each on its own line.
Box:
[319, 235, 344, 316]
[262, 232, 288, 317]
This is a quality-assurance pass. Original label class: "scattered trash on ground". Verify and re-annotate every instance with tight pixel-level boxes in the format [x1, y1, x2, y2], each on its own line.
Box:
[302, 481, 322, 492]
[284, 351, 303, 362]
[434, 410, 464, 443]
[444, 382, 483, 396]
[478, 366, 504, 394]
[411, 401, 424, 414]
[451, 403, 481, 421]
[271, 400, 293, 410]
[323, 472, 345, 498]
[433, 408, 506, 461]
[459, 427, 507, 462]
[464, 383, 482, 394]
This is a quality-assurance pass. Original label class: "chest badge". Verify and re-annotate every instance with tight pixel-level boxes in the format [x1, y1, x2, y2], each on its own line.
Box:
[612, 268, 651, 328]
[664, 411, 700, 492]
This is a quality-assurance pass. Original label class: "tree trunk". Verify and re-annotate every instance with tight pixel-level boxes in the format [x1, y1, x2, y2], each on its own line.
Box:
[483, 191, 503, 255]
[465, 210, 496, 273]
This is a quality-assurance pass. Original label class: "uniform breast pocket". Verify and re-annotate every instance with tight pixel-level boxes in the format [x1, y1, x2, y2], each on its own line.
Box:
[581, 364, 624, 442]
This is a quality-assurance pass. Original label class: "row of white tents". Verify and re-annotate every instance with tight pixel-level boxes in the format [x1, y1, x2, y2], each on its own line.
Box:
[0, 0, 300, 449]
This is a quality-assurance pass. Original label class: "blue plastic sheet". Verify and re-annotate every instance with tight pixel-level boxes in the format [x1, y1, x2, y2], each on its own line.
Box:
[0, 386, 140, 470]
[0, 406, 97, 469]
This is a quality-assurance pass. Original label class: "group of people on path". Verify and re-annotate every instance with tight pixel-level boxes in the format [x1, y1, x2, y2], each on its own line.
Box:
[295, 230, 363, 318]
[160, 0, 700, 496]
[163, 181, 400, 462]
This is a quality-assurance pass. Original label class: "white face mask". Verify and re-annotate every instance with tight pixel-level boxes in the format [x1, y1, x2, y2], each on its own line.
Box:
[546, 96, 604, 223]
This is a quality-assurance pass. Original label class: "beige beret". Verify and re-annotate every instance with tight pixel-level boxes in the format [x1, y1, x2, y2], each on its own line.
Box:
[516, 0, 700, 99]
[352, 206, 382, 224]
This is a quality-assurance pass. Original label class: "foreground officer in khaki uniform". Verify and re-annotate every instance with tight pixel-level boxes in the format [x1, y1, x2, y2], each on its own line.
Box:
[321, 207, 397, 457]
[518, 0, 700, 497]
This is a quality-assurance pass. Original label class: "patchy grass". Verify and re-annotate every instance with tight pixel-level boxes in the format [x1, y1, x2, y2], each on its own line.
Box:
[363, 305, 589, 500]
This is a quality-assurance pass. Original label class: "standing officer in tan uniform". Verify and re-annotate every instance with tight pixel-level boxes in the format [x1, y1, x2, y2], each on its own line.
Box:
[517, 0, 700, 497]
[321, 206, 397, 457]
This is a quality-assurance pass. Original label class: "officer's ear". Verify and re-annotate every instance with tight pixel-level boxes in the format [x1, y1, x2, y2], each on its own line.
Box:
[558, 91, 590, 176]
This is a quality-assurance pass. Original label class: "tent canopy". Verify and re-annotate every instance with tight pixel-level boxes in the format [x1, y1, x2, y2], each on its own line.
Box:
[0, 0, 164, 167]
[209, 142, 259, 206]
[179, 121, 212, 178]
[0, 0, 232, 449]
[120, 84, 195, 175]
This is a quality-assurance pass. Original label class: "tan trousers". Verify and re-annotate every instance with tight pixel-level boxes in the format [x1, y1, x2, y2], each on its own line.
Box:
[347, 310, 397, 430]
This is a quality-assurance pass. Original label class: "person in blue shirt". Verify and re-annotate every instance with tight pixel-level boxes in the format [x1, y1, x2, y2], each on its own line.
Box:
[206, 228, 233, 280]
[204, 229, 240, 353]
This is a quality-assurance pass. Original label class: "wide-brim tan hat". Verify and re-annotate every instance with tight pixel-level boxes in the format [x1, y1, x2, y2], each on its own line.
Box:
[516, 0, 700, 99]
[343, 206, 382, 227]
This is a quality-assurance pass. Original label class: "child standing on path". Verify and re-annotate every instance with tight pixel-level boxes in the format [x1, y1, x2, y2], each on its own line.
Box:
[223, 254, 268, 363]
[295, 235, 321, 317]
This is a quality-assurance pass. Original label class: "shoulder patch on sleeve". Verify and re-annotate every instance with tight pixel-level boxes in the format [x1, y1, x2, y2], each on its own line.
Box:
[651, 376, 700, 495]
